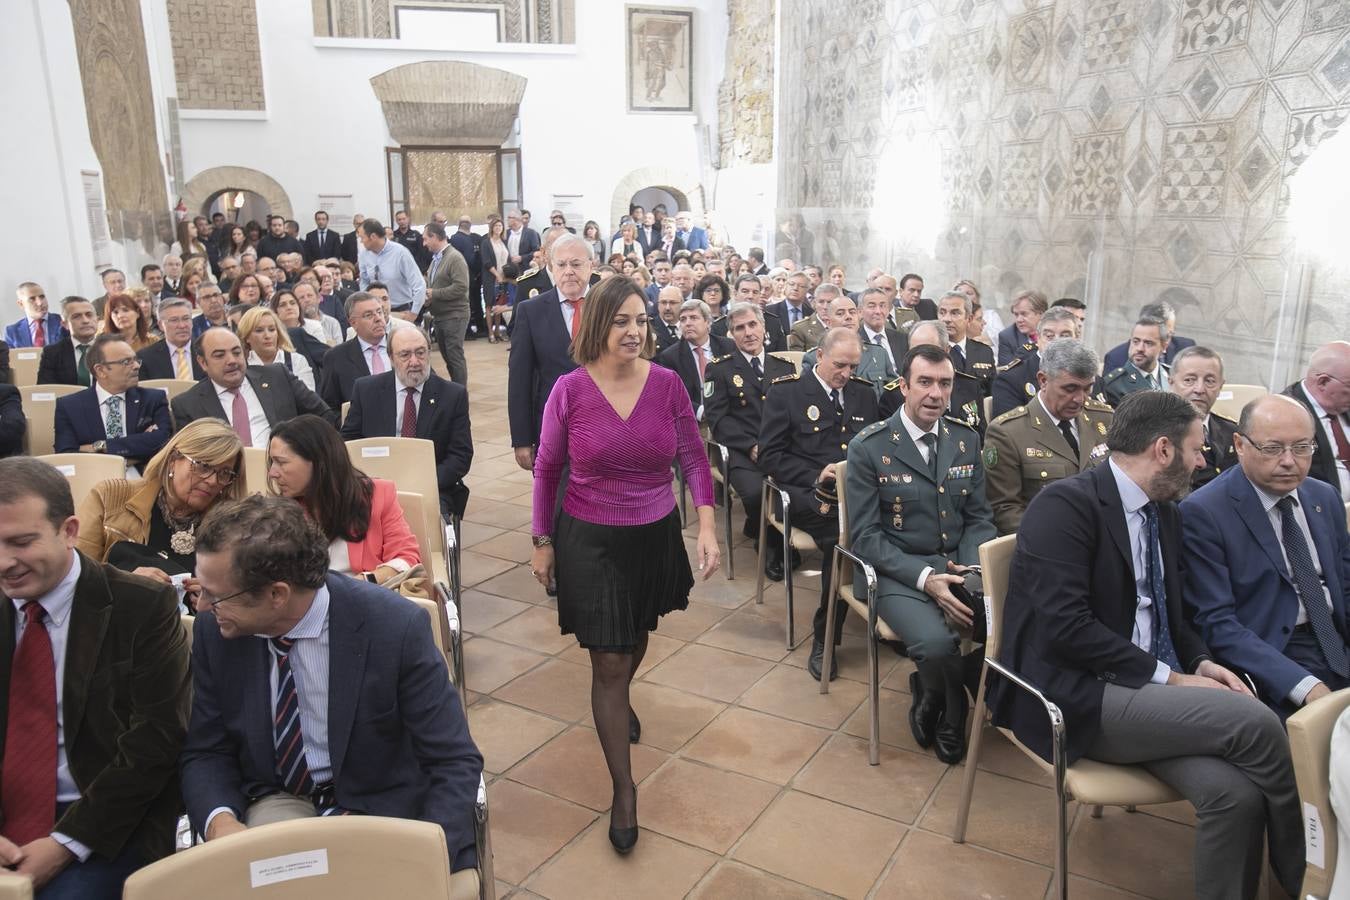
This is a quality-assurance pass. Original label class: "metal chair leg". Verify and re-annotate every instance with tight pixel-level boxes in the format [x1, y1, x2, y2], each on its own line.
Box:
[782, 502, 795, 650]
[954, 676, 991, 841]
[820, 563, 838, 696]
[754, 480, 770, 605]
[475, 775, 495, 900]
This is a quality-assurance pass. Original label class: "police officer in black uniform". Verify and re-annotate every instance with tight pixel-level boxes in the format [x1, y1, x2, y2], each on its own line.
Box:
[1169, 345, 1240, 489]
[759, 327, 880, 681]
[991, 306, 1082, 418]
[881, 321, 988, 436]
[713, 275, 788, 352]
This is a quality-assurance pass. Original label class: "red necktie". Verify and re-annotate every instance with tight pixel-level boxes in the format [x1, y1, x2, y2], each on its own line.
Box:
[1328, 413, 1350, 466]
[32, 320, 44, 348]
[566, 299, 583, 339]
[695, 345, 707, 381]
[229, 388, 253, 447]
[2, 602, 58, 846]
[401, 387, 418, 437]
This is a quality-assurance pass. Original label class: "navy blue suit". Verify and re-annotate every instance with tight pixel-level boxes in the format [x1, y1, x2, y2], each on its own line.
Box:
[180, 575, 483, 869]
[54, 385, 170, 465]
[1102, 334, 1196, 372]
[677, 226, 709, 251]
[506, 288, 578, 448]
[995, 323, 1035, 366]
[1181, 467, 1350, 707]
[4, 313, 66, 348]
[0, 384, 23, 457]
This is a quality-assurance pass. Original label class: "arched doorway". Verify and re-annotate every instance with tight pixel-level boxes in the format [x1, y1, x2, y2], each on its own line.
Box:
[609, 166, 705, 231]
[629, 186, 687, 219]
[182, 166, 293, 223]
[205, 189, 271, 227]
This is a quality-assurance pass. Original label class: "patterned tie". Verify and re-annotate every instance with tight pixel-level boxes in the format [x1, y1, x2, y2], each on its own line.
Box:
[368, 345, 385, 375]
[32, 319, 44, 347]
[1142, 503, 1182, 672]
[566, 298, 583, 339]
[1277, 496, 1350, 677]
[1058, 419, 1080, 458]
[1, 603, 58, 845]
[428, 252, 441, 284]
[271, 636, 315, 800]
[229, 388, 253, 446]
[401, 387, 418, 438]
[75, 345, 90, 387]
[751, 356, 763, 381]
[105, 395, 124, 439]
[921, 432, 938, 480]
[175, 346, 190, 380]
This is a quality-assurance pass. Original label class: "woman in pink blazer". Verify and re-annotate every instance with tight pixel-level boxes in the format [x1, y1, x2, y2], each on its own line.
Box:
[266, 414, 420, 583]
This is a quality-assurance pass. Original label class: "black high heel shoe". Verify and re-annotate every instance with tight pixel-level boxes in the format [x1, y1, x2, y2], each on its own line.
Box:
[609, 783, 638, 854]
[628, 707, 641, 744]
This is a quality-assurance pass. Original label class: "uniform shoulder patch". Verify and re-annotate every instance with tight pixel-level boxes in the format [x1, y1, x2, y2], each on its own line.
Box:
[990, 405, 1027, 426]
[519, 266, 539, 279]
[882, 376, 902, 392]
[1210, 410, 1237, 424]
[708, 354, 734, 365]
[997, 357, 1024, 373]
[770, 371, 800, 384]
[849, 374, 873, 385]
[1104, 366, 1129, 381]
[942, 414, 978, 432]
[1084, 398, 1115, 413]
[857, 420, 888, 440]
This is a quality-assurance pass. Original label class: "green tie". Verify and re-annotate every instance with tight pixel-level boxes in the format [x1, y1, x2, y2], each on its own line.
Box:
[76, 345, 90, 387]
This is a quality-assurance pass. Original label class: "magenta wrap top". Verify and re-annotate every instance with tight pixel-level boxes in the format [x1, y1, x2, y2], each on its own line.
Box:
[531, 364, 715, 534]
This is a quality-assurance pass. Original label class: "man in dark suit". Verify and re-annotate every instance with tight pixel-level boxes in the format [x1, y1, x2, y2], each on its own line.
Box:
[302, 210, 343, 264]
[674, 211, 709, 252]
[135, 298, 203, 381]
[181, 495, 483, 872]
[857, 287, 905, 376]
[342, 329, 473, 518]
[1183, 395, 1350, 717]
[38, 296, 100, 386]
[767, 271, 815, 332]
[937, 290, 995, 398]
[256, 215, 303, 264]
[655, 298, 733, 418]
[507, 235, 591, 470]
[746, 248, 769, 276]
[1168, 346, 1238, 489]
[54, 336, 170, 468]
[0, 457, 190, 896]
[0, 383, 24, 456]
[1285, 340, 1350, 500]
[991, 307, 1080, 417]
[422, 223, 471, 386]
[991, 391, 1305, 900]
[655, 220, 686, 261]
[1102, 301, 1196, 371]
[340, 214, 365, 266]
[995, 289, 1047, 365]
[651, 286, 684, 353]
[319, 293, 388, 411]
[896, 273, 938, 322]
[173, 329, 335, 445]
[505, 209, 541, 269]
[5, 282, 65, 348]
[449, 217, 484, 339]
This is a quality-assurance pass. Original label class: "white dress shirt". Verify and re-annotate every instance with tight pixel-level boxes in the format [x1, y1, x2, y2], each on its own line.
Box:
[11, 552, 91, 860]
[507, 229, 522, 257]
[558, 290, 588, 333]
[863, 324, 895, 370]
[687, 342, 712, 420]
[897, 408, 945, 592]
[1107, 458, 1173, 685]
[214, 378, 270, 448]
[1305, 390, 1350, 499]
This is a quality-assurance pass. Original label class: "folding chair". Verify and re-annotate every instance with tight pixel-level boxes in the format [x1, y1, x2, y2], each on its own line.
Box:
[1211, 383, 1268, 421]
[9, 349, 40, 386]
[395, 491, 439, 594]
[1287, 687, 1350, 900]
[19, 384, 82, 455]
[954, 534, 1183, 900]
[754, 476, 824, 649]
[0, 874, 31, 899]
[240, 446, 269, 495]
[138, 379, 198, 404]
[36, 453, 126, 508]
[346, 437, 454, 588]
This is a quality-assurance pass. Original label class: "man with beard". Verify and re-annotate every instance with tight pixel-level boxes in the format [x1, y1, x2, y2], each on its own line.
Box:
[992, 391, 1305, 900]
[1102, 314, 1171, 406]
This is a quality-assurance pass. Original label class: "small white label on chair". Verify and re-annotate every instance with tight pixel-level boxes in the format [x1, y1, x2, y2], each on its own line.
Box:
[249, 848, 330, 887]
[32, 393, 55, 402]
[361, 446, 391, 458]
[983, 596, 992, 634]
[56, 465, 76, 476]
[1303, 801, 1325, 869]
[1217, 390, 1233, 400]
[17, 352, 38, 361]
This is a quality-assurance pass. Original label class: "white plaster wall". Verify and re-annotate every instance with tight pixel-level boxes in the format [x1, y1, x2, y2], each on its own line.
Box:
[176, 0, 729, 234]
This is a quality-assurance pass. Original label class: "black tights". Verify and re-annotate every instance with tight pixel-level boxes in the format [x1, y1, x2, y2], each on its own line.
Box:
[589, 632, 649, 829]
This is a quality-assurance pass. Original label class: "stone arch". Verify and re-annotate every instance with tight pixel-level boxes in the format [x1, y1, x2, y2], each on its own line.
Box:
[609, 166, 706, 231]
[182, 166, 293, 221]
[370, 61, 526, 145]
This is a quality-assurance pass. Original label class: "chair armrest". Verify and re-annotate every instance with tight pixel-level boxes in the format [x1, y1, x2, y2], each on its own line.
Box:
[761, 476, 791, 514]
[832, 544, 878, 595]
[983, 658, 1067, 750]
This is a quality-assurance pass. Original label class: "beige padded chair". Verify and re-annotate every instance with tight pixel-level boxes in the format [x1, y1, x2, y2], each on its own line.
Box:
[1211, 383, 1267, 421]
[954, 534, 1183, 900]
[754, 475, 826, 650]
[341, 401, 350, 426]
[0, 874, 32, 899]
[9, 348, 40, 387]
[769, 349, 805, 373]
[240, 446, 269, 495]
[180, 613, 195, 652]
[138, 378, 197, 404]
[1288, 687, 1350, 900]
[19, 384, 82, 456]
[346, 437, 451, 585]
[122, 816, 476, 900]
[36, 453, 126, 509]
[395, 491, 443, 588]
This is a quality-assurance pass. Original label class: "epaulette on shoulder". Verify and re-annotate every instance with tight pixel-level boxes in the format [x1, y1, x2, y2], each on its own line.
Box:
[857, 420, 888, 440]
[991, 405, 1028, 426]
[518, 265, 540, 279]
[849, 374, 872, 385]
[771, 371, 800, 384]
[882, 376, 902, 392]
[763, 310, 782, 321]
[1104, 366, 1129, 380]
[1084, 398, 1115, 413]
[997, 357, 1023, 373]
[943, 413, 979, 431]
[1210, 409, 1236, 424]
[708, 353, 734, 365]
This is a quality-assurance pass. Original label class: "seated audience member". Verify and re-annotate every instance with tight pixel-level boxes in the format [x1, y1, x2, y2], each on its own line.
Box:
[290, 281, 340, 346]
[271, 286, 324, 345]
[787, 283, 834, 350]
[268, 414, 420, 582]
[160, 255, 182, 296]
[802, 295, 893, 395]
[1169, 346, 1237, 489]
[711, 275, 788, 351]
[321, 291, 389, 410]
[990, 306, 1081, 417]
[342, 282, 413, 343]
[238, 305, 316, 392]
[341, 328, 472, 518]
[1102, 301, 1195, 371]
[1285, 340, 1350, 500]
[0, 382, 23, 456]
[1182, 395, 1349, 716]
[992, 391, 1305, 900]
[693, 273, 730, 320]
[129, 288, 159, 339]
[180, 495, 482, 871]
[984, 339, 1113, 534]
[92, 268, 126, 318]
[1051, 296, 1087, 329]
[191, 283, 230, 339]
[882, 320, 988, 435]
[1102, 314, 1172, 406]
[656, 298, 732, 418]
[135, 298, 203, 381]
[6, 281, 65, 348]
[38, 296, 100, 386]
[228, 273, 263, 308]
[858, 287, 906, 375]
[995, 288, 1047, 364]
[76, 420, 243, 596]
[99, 293, 156, 353]
[171, 328, 335, 446]
[652, 286, 683, 353]
[847, 345, 995, 764]
[937, 289, 995, 397]
[54, 335, 170, 470]
[0, 457, 190, 898]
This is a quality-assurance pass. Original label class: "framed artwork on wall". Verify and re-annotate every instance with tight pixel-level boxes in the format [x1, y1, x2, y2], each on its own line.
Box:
[626, 6, 693, 113]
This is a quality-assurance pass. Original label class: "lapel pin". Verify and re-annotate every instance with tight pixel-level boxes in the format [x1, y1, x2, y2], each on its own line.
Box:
[260, 383, 269, 388]
[428, 397, 436, 404]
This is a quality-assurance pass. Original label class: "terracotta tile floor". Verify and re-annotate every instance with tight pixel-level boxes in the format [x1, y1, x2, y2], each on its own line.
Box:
[446, 339, 1215, 899]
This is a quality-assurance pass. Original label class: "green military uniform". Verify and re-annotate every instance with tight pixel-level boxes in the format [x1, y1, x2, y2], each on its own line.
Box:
[1101, 360, 1169, 408]
[983, 397, 1115, 534]
[890, 306, 919, 331]
[1195, 411, 1239, 489]
[787, 313, 828, 351]
[878, 371, 987, 435]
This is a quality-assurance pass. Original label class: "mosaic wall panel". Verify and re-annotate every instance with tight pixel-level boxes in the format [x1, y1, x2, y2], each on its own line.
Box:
[405, 150, 499, 225]
[312, 0, 569, 42]
[775, 0, 1350, 383]
[168, 0, 265, 110]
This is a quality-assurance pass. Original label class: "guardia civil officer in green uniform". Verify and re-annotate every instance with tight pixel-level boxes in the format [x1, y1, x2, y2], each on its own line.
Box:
[759, 327, 880, 682]
[802, 295, 894, 397]
[879, 321, 986, 435]
[984, 339, 1115, 534]
[1101, 313, 1171, 408]
[1168, 345, 1239, 489]
[845, 344, 996, 764]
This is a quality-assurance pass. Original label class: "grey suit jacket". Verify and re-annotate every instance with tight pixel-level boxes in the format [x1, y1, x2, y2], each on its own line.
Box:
[426, 245, 470, 319]
[170, 364, 336, 433]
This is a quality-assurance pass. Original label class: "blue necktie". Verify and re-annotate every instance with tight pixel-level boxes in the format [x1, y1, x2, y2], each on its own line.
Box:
[1143, 503, 1181, 672]
[271, 636, 314, 799]
[1277, 496, 1349, 677]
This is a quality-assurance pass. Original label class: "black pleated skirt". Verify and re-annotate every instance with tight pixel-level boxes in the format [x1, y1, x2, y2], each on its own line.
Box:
[555, 507, 693, 651]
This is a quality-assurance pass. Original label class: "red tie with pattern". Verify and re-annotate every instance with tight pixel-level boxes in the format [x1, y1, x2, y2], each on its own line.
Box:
[2, 602, 58, 845]
[32, 319, 45, 348]
[401, 387, 418, 437]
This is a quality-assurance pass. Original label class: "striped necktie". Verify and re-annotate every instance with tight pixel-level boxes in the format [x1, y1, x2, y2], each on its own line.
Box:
[175, 346, 190, 380]
[271, 636, 315, 799]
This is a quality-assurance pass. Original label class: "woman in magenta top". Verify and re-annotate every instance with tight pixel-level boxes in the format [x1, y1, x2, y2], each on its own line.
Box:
[531, 275, 718, 854]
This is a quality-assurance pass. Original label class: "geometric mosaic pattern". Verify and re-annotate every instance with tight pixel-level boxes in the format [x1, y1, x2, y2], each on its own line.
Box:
[1158, 125, 1229, 216]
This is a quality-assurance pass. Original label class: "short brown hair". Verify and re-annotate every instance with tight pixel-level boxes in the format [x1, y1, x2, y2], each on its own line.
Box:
[570, 275, 654, 365]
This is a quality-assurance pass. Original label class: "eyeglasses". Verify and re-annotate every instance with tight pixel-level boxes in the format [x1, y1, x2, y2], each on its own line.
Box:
[200, 583, 260, 610]
[100, 357, 141, 369]
[180, 452, 238, 485]
[1237, 432, 1317, 458]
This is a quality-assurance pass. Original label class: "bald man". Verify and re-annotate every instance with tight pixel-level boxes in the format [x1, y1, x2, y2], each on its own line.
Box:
[1183, 394, 1350, 717]
[1285, 341, 1350, 499]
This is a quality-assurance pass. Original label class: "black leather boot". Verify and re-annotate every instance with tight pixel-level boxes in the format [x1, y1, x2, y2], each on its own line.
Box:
[908, 668, 943, 749]
[934, 656, 970, 765]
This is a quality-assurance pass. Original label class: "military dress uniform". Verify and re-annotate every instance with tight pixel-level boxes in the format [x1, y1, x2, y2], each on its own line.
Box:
[951, 340, 996, 397]
[802, 343, 894, 397]
[878, 373, 988, 436]
[788, 314, 828, 351]
[513, 265, 552, 301]
[845, 410, 996, 760]
[983, 398, 1115, 534]
[759, 369, 880, 662]
[991, 346, 1040, 418]
[713, 310, 789, 352]
[704, 350, 798, 552]
[1101, 361, 1169, 408]
[891, 306, 919, 331]
[1195, 411, 1239, 489]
